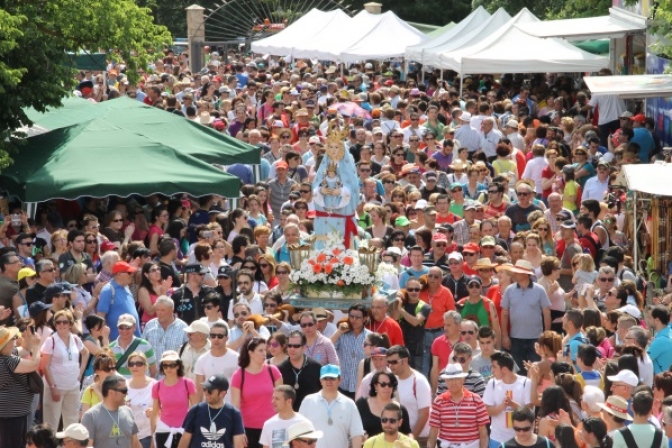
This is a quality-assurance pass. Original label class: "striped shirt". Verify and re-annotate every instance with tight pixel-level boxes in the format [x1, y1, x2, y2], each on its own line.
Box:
[335, 329, 371, 392]
[305, 333, 339, 367]
[109, 336, 156, 378]
[142, 317, 189, 370]
[268, 177, 296, 220]
[436, 369, 486, 397]
[429, 388, 489, 443]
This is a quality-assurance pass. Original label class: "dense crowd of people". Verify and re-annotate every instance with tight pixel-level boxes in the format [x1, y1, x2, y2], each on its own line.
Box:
[0, 48, 669, 448]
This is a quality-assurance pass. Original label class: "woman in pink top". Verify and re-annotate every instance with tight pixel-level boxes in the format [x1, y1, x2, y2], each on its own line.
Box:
[137, 262, 172, 329]
[148, 206, 169, 256]
[230, 337, 283, 448]
[151, 351, 197, 448]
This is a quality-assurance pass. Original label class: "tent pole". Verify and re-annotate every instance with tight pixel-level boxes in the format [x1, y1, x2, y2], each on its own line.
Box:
[253, 164, 261, 184]
[633, 190, 638, 271]
[459, 73, 464, 98]
[26, 202, 37, 220]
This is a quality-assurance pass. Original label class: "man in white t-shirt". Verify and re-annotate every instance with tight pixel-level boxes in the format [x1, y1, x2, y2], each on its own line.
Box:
[260, 385, 309, 448]
[585, 68, 626, 147]
[482, 351, 532, 448]
[386, 345, 432, 439]
[194, 322, 239, 402]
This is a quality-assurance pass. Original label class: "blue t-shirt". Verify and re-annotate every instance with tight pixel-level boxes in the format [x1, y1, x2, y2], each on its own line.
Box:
[188, 209, 211, 243]
[97, 280, 141, 340]
[565, 332, 589, 372]
[647, 325, 672, 374]
[182, 402, 244, 448]
[632, 127, 655, 163]
[400, 267, 429, 288]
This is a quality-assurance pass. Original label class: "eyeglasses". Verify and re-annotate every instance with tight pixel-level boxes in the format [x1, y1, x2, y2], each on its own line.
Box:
[55, 320, 70, 325]
[118, 325, 133, 330]
[407, 287, 421, 292]
[380, 417, 399, 424]
[516, 192, 531, 196]
[287, 344, 303, 349]
[276, 270, 289, 275]
[377, 382, 394, 388]
[233, 312, 249, 318]
[162, 363, 179, 369]
[112, 387, 129, 394]
[19, 242, 34, 246]
[599, 277, 615, 282]
[264, 303, 277, 308]
[513, 426, 532, 432]
[112, 219, 124, 223]
[209, 333, 226, 339]
[296, 439, 318, 445]
[300, 322, 315, 328]
[128, 361, 146, 368]
[85, 239, 96, 244]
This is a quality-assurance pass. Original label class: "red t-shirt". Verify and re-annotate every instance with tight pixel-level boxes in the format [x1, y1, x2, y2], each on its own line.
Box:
[436, 212, 459, 225]
[541, 165, 554, 198]
[366, 316, 405, 346]
[431, 334, 462, 371]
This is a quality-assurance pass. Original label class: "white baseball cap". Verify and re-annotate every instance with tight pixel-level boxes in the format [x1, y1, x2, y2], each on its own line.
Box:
[56, 424, 89, 441]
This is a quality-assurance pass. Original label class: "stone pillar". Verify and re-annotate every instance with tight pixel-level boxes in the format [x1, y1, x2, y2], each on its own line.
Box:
[186, 4, 205, 74]
[363, 2, 382, 13]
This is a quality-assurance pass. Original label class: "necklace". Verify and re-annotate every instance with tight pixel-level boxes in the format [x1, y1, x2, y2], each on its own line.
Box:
[371, 318, 385, 334]
[450, 394, 463, 427]
[290, 356, 308, 390]
[103, 405, 124, 438]
[207, 404, 225, 425]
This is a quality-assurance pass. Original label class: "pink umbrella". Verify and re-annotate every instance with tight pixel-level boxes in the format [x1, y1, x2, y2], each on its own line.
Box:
[334, 101, 371, 119]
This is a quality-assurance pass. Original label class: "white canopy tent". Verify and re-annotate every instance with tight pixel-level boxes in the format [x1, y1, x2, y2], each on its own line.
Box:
[250, 9, 348, 56]
[290, 10, 382, 60]
[415, 8, 512, 69]
[516, 8, 646, 40]
[404, 7, 491, 64]
[584, 74, 672, 99]
[437, 8, 608, 79]
[340, 11, 427, 62]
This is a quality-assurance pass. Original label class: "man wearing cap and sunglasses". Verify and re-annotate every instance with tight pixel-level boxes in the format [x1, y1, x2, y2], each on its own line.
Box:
[179, 374, 245, 448]
[97, 261, 141, 341]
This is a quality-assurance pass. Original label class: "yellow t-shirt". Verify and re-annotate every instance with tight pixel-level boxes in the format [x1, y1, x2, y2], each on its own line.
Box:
[80, 384, 102, 407]
[563, 180, 578, 211]
[363, 434, 419, 448]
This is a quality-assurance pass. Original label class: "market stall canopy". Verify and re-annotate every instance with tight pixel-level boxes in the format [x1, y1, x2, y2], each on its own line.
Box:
[65, 52, 107, 71]
[623, 163, 672, 196]
[423, 21, 456, 38]
[438, 8, 608, 74]
[23, 97, 260, 166]
[584, 74, 672, 99]
[0, 119, 241, 202]
[290, 10, 384, 61]
[340, 11, 427, 62]
[516, 8, 646, 40]
[251, 9, 348, 56]
[412, 8, 512, 69]
[405, 7, 491, 64]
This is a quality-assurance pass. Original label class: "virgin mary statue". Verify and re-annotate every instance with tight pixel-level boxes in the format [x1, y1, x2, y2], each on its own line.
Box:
[312, 122, 360, 249]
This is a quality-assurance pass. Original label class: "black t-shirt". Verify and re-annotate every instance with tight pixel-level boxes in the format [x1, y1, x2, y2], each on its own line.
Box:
[355, 397, 412, 438]
[159, 261, 182, 287]
[215, 286, 234, 320]
[278, 357, 323, 411]
[26, 282, 47, 305]
[58, 251, 94, 273]
[420, 185, 447, 201]
[443, 274, 469, 302]
[503, 436, 555, 448]
[505, 202, 542, 232]
[399, 301, 431, 349]
[182, 403, 244, 448]
[171, 285, 215, 325]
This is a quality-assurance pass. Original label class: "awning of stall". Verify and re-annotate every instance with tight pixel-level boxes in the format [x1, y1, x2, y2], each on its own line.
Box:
[623, 163, 672, 196]
[583, 74, 672, 99]
[516, 8, 646, 40]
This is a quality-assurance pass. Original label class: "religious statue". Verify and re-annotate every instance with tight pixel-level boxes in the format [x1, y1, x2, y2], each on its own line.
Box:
[312, 121, 360, 249]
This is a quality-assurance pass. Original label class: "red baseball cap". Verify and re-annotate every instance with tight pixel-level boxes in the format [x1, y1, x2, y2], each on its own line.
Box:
[100, 241, 117, 253]
[630, 113, 646, 123]
[432, 233, 447, 242]
[463, 242, 481, 253]
[112, 261, 138, 275]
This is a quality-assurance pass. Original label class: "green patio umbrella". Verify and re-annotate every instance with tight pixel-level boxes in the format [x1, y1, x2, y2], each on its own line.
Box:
[23, 97, 260, 166]
[0, 118, 241, 202]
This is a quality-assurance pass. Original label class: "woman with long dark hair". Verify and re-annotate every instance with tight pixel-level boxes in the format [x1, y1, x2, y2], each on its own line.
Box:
[580, 418, 613, 448]
[166, 218, 189, 260]
[241, 257, 268, 293]
[226, 208, 248, 243]
[230, 337, 283, 448]
[148, 206, 169, 256]
[81, 314, 110, 378]
[537, 385, 576, 441]
[137, 262, 171, 329]
[355, 371, 412, 438]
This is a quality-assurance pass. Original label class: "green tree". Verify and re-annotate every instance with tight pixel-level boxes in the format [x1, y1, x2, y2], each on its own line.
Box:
[0, 0, 171, 168]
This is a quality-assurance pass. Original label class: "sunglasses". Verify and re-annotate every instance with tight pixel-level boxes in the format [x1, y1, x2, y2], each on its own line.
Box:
[209, 333, 226, 339]
[118, 325, 133, 330]
[513, 426, 532, 432]
[300, 322, 315, 328]
[407, 287, 421, 292]
[537, 227, 549, 231]
[128, 361, 146, 368]
[467, 284, 481, 289]
[276, 270, 289, 275]
[516, 192, 531, 196]
[435, 243, 447, 247]
[204, 304, 217, 310]
[452, 356, 468, 363]
[112, 387, 129, 394]
[234, 312, 249, 318]
[296, 439, 317, 445]
[599, 277, 615, 282]
[380, 417, 399, 424]
[264, 303, 277, 308]
[387, 359, 401, 365]
[259, 263, 270, 268]
[461, 330, 476, 335]
[162, 363, 179, 369]
[287, 344, 303, 349]
[383, 180, 395, 184]
[112, 219, 124, 223]
[377, 381, 394, 388]
[55, 320, 70, 325]
[393, 238, 405, 242]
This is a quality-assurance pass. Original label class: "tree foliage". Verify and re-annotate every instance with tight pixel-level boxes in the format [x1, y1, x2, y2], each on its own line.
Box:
[471, 0, 609, 20]
[0, 0, 171, 168]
